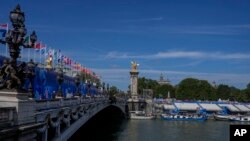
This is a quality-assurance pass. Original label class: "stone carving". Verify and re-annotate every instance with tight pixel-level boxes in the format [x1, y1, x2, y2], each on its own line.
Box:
[0, 59, 28, 90]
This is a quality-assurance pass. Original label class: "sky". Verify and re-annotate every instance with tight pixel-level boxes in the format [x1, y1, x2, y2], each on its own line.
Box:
[1, 0, 250, 91]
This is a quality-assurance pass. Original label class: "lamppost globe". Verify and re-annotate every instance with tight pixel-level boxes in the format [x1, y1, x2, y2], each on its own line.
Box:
[10, 4, 24, 28]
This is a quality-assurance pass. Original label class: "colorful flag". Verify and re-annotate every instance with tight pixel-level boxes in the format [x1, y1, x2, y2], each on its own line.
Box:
[0, 23, 8, 38]
[24, 36, 30, 45]
[35, 42, 45, 50]
[41, 47, 46, 54]
[57, 50, 62, 63]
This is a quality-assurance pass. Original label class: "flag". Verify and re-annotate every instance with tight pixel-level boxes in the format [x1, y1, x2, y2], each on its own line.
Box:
[53, 50, 57, 62]
[0, 23, 8, 38]
[57, 50, 62, 63]
[24, 36, 30, 45]
[35, 43, 45, 50]
[41, 47, 46, 54]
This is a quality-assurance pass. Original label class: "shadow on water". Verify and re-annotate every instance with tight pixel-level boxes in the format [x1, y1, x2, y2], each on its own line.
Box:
[68, 105, 127, 141]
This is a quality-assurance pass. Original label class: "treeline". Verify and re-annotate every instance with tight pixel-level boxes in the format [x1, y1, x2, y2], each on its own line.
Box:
[137, 77, 250, 102]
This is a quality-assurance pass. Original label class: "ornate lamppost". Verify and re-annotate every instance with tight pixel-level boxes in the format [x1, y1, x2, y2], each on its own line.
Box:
[0, 4, 37, 91]
[75, 73, 81, 96]
[26, 59, 36, 97]
[56, 68, 64, 97]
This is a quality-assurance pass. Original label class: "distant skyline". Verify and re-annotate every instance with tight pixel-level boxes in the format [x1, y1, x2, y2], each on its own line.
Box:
[1, 0, 250, 90]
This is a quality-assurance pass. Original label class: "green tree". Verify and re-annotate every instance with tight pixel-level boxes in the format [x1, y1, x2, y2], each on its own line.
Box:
[216, 84, 231, 100]
[109, 86, 118, 96]
[242, 83, 250, 102]
[138, 77, 158, 96]
[176, 78, 213, 100]
[155, 84, 175, 98]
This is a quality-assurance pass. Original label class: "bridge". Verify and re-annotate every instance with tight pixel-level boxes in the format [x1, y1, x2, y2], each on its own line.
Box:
[0, 5, 128, 141]
[0, 92, 127, 141]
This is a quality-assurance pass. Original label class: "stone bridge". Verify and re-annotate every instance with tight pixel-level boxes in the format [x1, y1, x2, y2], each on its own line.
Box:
[0, 91, 127, 141]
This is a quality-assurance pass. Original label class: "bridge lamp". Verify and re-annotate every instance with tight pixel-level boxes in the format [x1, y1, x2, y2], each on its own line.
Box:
[10, 4, 25, 28]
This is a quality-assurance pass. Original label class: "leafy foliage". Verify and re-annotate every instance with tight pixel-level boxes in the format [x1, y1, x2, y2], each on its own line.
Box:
[137, 77, 250, 102]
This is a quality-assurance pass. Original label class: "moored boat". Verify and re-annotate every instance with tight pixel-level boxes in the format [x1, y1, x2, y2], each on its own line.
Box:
[230, 116, 250, 122]
[161, 114, 207, 121]
[130, 111, 155, 120]
[214, 115, 231, 121]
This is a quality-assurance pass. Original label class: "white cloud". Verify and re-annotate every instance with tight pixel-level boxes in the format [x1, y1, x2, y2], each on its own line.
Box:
[105, 51, 250, 60]
[93, 68, 250, 90]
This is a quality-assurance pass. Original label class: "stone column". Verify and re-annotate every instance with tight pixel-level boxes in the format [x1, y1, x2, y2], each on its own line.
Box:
[130, 71, 139, 101]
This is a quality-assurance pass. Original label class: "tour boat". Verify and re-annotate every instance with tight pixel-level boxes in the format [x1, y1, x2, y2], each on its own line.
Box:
[161, 114, 207, 121]
[230, 116, 250, 122]
[214, 114, 232, 121]
[130, 111, 155, 120]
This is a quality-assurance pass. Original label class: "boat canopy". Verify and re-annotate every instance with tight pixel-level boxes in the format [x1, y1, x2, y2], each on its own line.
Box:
[234, 104, 250, 112]
[218, 104, 240, 112]
[163, 104, 175, 110]
[174, 102, 200, 111]
[199, 103, 222, 111]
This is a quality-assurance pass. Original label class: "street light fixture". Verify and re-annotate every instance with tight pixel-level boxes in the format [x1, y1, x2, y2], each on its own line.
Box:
[0, 4, 37, 92]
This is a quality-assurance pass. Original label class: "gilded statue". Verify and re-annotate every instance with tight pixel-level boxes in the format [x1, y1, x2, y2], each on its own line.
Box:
[46, 56, 53, 69]
[131, 61, 139, 72]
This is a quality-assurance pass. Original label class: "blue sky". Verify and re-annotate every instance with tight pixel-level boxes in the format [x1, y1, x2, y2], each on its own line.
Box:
[1, 0, 250, 90]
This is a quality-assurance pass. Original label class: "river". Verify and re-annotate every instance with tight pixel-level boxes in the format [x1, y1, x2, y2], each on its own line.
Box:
[69, 116, 250, 141]
[116, 120, 230, 141]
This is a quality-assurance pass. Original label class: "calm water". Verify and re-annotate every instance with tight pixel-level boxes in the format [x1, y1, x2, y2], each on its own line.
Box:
[116, 120, 231, 141]
[69, 107, 249, 141]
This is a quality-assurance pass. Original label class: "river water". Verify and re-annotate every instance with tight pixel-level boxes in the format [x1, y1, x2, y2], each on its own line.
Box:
[69, 106, 249, 141]
[70, 117, 250, 141]
[116, 120, 230, 141]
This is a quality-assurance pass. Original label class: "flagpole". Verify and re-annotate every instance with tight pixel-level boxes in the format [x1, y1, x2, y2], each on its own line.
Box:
[39, 42, 42, 64]
[33, 47, 35, 62]
[44, 45, 47, 65]
[5, 24, 8, 57]
[28, 48, 30, 61]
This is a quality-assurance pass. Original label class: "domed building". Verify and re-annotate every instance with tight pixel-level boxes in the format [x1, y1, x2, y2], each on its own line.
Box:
[157, 73, 171, 85]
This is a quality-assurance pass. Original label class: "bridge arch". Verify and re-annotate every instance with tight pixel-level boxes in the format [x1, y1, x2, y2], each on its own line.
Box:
[53, 101, 126, 141]
[69, 104, 126, 141]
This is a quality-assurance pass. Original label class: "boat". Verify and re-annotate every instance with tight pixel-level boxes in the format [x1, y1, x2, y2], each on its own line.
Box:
[130, 111, 155, 120]
[214, 114, 232, 121]
[230, 116, 250, 122]
[161, 114, 207, 121]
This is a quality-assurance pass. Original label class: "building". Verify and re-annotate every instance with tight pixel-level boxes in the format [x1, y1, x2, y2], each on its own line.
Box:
[157, 73, 171, 85]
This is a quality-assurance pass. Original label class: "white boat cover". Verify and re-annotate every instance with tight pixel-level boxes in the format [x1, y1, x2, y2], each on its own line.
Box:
[199, 103, 222, 111]
[218, 104, 240, 112]
[163, 104, 175, 110]
[234, 104, 250, 112]
[245, 104, 250, 109]
[174, 102, 200, 111]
